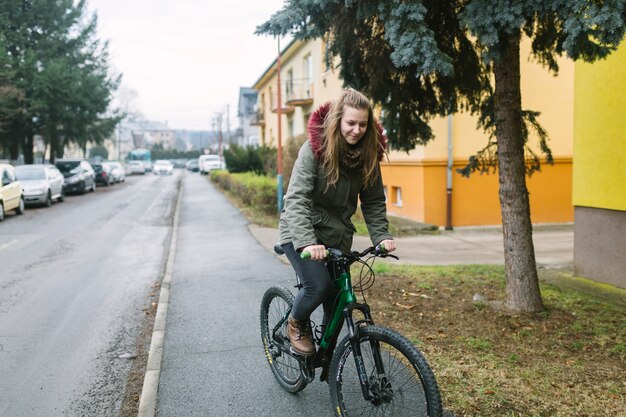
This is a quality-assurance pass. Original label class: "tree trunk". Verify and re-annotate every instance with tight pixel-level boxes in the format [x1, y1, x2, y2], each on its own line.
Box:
[51, 134, 61, 162]
[9, 121, 19, 161]
[24, 132, 34, 164]
[492, 30, 544, 313]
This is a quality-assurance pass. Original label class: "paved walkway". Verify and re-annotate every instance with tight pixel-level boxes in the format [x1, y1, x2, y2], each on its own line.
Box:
[248, 224, 574, 268]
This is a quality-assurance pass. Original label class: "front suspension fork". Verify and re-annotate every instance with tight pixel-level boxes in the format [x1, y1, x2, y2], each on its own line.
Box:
[344, 303, 386, 402]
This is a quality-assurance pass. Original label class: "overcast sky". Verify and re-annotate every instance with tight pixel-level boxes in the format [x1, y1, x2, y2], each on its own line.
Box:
[87, 0, 289, 131]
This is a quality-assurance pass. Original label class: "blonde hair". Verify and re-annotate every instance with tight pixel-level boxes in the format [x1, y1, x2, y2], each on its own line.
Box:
[320, 88, 381, 188]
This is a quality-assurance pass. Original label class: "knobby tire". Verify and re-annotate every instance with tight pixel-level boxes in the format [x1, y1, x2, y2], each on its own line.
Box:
[259, 286, 307, 393]
[329, 325, 442, 417]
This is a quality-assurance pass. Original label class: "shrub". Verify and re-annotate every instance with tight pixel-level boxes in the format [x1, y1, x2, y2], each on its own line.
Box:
[210, 170, 277, 215]
[224, 144, 262, 173]
[223, 145, 277, 176]
[258, 146, 277, 177]
[282, 133, 307, 190]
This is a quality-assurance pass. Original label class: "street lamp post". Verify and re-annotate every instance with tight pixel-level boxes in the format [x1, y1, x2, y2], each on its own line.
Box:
[276, 37, 284, 213]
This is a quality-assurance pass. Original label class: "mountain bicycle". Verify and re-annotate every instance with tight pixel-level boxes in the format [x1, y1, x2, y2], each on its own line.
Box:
[260, 244, 443, 416]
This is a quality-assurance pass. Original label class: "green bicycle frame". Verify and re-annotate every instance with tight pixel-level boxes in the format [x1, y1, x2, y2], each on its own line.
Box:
[318, 269, 356, 350]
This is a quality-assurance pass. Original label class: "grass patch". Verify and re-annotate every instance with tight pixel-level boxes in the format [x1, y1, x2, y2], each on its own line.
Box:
[365, 264, 626, 417]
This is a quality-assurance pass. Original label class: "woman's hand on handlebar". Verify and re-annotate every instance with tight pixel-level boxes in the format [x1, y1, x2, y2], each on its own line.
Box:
[379, 239, 397, 253]
[302, 244, 327, 261]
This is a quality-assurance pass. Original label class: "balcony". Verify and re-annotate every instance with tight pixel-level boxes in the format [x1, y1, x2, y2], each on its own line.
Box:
[285, 80, 314, 106]
[270, 89, 295, 114]
[249, 109, 265, 126]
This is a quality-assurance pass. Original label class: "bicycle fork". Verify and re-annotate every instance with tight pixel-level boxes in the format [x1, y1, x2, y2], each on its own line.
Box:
[345, 304, 390, 404]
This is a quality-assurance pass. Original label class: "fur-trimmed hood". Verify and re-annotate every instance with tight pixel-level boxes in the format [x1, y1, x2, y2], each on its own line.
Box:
[307, 102, 388, 161]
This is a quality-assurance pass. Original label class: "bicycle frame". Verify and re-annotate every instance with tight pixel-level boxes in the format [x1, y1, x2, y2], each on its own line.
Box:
[323, 264, 386, 402]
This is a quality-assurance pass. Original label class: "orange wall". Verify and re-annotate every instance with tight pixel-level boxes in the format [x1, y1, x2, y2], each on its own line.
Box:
[526, 159, 574, 223]
[381, 163, 426, 221]
[381, 159, 573, 227]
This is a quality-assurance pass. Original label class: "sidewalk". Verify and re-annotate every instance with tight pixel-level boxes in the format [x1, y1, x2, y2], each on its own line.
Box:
[248, 224, 574, 268]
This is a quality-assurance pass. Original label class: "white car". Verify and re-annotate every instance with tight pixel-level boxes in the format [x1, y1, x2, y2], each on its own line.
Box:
[153, 160, 174, 175]
[103, 161, 125, 183]
[198, 154, 225, 175]
[128, 161, 145, 175]
[0, 163, 25, 221]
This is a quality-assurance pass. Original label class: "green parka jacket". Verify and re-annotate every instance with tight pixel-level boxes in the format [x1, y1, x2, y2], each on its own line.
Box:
[279, 103, 392, 252]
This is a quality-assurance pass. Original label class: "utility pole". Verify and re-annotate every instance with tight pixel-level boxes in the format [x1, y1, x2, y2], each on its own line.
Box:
[215, 112, 223, 160]
[226, 104, 231, 146]
[117, 121, 122, 161]
[276, 37, 284, 213]
[211, 118, 216, 155]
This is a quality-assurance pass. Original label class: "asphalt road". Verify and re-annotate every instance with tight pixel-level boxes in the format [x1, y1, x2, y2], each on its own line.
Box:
[157, 172, 334, 416]
[0, 171, 180, 416]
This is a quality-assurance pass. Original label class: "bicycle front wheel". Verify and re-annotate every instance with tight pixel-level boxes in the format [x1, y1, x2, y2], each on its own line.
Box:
[260, 286, 307, 393]
[329, 325, 442, 417]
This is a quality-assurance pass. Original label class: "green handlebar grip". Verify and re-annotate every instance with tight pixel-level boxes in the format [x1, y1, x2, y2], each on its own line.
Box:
[301, 250, 329, 259]
[379, 243, 386, 251]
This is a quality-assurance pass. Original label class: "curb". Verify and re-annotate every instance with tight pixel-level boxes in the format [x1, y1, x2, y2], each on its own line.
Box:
[137, 181, 183, 417]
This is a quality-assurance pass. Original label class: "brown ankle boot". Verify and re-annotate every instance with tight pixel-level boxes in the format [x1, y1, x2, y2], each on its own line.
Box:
[287, 316, 315, 356]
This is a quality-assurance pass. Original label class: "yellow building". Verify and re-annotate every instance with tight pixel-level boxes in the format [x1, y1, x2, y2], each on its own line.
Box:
[382, 41, 574, 227]
[252, 38, 574, 228]
[573, 42, 626, 289]
[252, 38, 343, 148]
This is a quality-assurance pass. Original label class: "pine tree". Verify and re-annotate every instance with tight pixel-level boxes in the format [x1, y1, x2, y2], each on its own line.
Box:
[257, 0, 626, 312]
[0, 0, 120, 163]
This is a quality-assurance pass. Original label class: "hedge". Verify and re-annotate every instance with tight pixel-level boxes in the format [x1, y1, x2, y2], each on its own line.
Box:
[210, 170, 277, 215]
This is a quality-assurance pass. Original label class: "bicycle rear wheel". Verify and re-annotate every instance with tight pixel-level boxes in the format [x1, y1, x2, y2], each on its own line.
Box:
[330, 325, 442, 417]
[260, 286, 307, 393]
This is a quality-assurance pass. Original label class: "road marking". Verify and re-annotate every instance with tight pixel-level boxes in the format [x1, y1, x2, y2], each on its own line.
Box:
[0, 239, 18, 251]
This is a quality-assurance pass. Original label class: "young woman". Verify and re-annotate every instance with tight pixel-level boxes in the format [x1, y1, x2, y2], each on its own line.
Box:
[279, 88, 396, 356]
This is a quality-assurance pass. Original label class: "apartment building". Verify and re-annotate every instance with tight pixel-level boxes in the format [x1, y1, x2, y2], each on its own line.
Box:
[252, 38, 574, 228]
[252, 38, 342, 148]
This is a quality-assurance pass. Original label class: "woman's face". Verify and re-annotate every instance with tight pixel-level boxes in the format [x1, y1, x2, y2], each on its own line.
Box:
[340, 106, 368, 145]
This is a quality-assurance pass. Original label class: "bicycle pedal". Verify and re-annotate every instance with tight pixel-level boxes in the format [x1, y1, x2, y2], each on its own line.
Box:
[289, 346, 315, 357]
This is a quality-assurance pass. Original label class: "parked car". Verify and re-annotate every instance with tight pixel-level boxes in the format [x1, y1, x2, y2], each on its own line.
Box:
[55, 159, 96, 195]
[171, 158, 187, 169]
[104, 161, 125, 183]
[0, 163, 25, 221]
[185, 159, 199, 172]
[128, 161, 145, 175]
[198, 154, 225, 175]
[92, 162, 114, 187]
[14, 164, 65, 207]
[153, 159, 174, 176]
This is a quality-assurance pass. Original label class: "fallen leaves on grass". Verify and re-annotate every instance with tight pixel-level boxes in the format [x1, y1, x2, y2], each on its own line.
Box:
[368, 266, 626, 417]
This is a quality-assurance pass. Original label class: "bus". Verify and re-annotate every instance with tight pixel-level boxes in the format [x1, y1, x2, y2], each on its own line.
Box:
[128, 148, 152, 173]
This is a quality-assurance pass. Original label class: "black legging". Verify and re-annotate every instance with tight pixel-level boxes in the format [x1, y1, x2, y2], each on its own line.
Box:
[282, 242, 340, 325]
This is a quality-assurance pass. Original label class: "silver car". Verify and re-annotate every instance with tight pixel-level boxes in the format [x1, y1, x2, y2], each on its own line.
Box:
[15, 164, 65, 207]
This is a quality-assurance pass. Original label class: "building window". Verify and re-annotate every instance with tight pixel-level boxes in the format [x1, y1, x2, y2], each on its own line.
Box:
[391, 186, 402, 207]
[304, 54, 313, 85]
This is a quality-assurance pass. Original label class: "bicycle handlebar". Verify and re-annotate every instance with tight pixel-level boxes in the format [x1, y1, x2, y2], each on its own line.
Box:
[300, 244, 398, 261]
